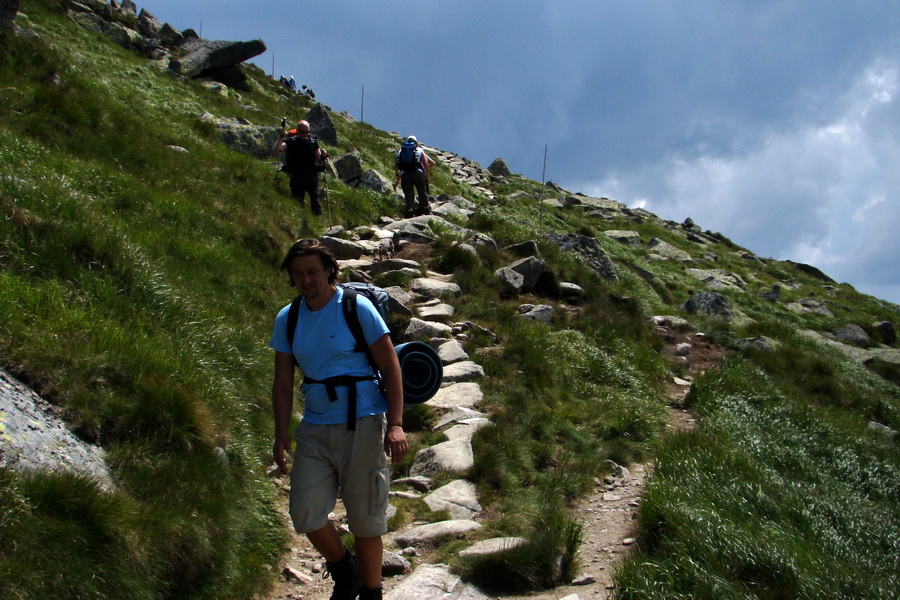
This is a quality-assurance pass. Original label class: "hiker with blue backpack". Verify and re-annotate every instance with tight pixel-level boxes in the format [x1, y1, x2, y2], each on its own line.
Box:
[270, 238, 407, 600]
[394, 135, 435, 218]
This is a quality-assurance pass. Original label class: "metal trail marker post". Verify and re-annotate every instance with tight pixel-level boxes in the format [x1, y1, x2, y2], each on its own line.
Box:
[539, 144, 548, 233]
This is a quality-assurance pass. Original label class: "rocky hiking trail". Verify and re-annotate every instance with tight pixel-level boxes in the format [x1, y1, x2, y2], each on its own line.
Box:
[255, 230, 729, 600]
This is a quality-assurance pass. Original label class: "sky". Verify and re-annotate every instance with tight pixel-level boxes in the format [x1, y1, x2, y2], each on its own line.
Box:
[136, 1, 900, 305]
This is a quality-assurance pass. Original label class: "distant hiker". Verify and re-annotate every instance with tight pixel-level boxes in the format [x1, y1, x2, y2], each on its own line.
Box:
[273, 120, 328, 216]
[306, 87, 316, 100]
[394, 135, 435, 217]
[289, 75, 296, 92]
[270, 239, 407, 600]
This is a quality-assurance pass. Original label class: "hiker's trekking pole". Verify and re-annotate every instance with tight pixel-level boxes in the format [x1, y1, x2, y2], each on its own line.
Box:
[323, 159, 333, 225]
[274, 117, 287, 182]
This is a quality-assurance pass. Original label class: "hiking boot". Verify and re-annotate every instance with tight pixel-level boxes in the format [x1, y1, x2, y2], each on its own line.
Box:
[324, 549, 360, 600]
[359, 585, 383, 600]
[312, 204, 323, 216]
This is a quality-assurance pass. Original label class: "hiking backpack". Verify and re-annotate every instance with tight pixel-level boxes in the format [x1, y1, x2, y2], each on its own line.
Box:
[396, 141, 420, 172]
[281, 134, 320, 173]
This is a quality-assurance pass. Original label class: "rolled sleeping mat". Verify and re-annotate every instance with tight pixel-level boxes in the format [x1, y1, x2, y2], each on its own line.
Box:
[395, 341, 443, 405]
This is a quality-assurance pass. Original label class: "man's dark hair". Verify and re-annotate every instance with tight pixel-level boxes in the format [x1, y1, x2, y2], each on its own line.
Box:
[280, 239, 340, 286]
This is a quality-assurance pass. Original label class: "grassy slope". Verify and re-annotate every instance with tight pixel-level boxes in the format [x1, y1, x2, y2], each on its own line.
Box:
[1, 1, 898, 599]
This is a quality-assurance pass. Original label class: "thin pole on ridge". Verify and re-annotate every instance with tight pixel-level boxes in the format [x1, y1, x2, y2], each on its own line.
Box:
[361, 85, 365, 123]
[271, 53, 274, 78]
[539, 143, 548, 233]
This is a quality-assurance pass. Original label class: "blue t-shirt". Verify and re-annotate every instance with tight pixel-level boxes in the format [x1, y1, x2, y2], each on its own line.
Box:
[269, 286, 390, 424]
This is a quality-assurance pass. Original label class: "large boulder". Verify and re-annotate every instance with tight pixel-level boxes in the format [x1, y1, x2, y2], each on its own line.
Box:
[305, 103, 338, 146]
[174, 38, 267, 78]
[197, 113, 278, 159]
[487, 157, 511, 177]
[507, 256, 545, 290]
[680, 292, 753, 326]
[545, 232, 618, 281]
[333, 153, 364, 186]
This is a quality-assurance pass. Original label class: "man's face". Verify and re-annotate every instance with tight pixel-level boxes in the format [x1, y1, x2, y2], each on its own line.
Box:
[290, 254, 331, 301]
[296, 123, 310, 137]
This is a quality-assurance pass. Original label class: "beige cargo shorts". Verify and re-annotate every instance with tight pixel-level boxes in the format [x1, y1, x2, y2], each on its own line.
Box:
[289, 414, 389, 538]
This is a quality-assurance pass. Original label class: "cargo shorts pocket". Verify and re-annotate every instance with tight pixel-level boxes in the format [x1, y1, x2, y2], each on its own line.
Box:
[369, 467, 389, 517]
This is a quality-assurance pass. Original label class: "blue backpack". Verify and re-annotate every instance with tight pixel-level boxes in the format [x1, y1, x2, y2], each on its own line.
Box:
[396, 141, 420, 171]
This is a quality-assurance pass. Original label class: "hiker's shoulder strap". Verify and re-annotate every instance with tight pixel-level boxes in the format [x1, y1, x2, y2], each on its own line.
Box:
[286, 295, 303, 346]
[341, 287, 380, 375]
[341, 287, 366, 353]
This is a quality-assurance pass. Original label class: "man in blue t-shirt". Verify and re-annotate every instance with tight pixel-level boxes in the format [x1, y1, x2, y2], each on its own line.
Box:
[270, 239, 407, 600]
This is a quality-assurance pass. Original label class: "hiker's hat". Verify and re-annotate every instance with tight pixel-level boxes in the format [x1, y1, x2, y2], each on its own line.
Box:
[406, 135, 418, 144]
[395, 341, 443, 405]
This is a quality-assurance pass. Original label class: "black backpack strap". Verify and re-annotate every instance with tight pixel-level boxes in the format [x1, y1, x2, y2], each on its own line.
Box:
[286, 295, 303, 367]
[342, 288, 382, 379]
[302, 374, 377, 431]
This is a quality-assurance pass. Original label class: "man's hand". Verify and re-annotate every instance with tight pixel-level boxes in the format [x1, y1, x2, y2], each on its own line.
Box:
[384, 425, 408, 463]
[273, 434, 291, 473]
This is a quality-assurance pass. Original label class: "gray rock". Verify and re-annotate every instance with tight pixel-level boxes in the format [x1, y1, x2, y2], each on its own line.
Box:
[544, 233, 618, 281]
[405, 318, 453, 339]
[0, 368, 113, 490]
[518, 304, 553, 323]
[136, 8, 162, 37]
[734, 336, 781, 352]
[873, 321, 896, 345]
[333, 153, 364, 186]
[494, 267, 525, 295]
[177, 38, 267, 78]
[686, 268, 747, 291]
[423, 479, 482, 519]
[305, 103, 338, 146]
[411, 278, 462, 300]
[559, 282, 584, 297]
[680, 292, 753, 326]
[649, 315, 695, 330]
[418, 303, 455, 322]
[434, 407, 486, 430]
[384, 563, 490, 600]
[833, 324, 870, 346]
[394, 520, 483, 547]
[648, 238, 693, 262]
[487, 157, 511, 177]
[436, 340, 468, 365]
[410, 441, 474, 477]
[464, 232, 498, 252]
[318, 236, 364, 260]
[508, 256, 545, 290]
[197, 112, 278, 159]
[441, 361, 485, 383]
[603, 230, 641, 246]
[365, 258, 421, 277]
[458, 537, 528, 557]
[427, 382, 483, 410]
[360, 170, 392, 194]
[444, 418, 490, 443]
[381, 551, 412, 576]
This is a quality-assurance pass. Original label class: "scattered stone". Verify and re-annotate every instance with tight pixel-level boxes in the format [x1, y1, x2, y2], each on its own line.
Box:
[384, 563, 490, 600]
[423, 479, 482, 519]
[441, 361, 485, 383]
[833, 324, 870, 346]
[410, 440, 474, 477]
[458, 537, 528, 557]
[436, 340, 468, 365]
[394, 520, 482, 547]
[427, 382, 483, 410]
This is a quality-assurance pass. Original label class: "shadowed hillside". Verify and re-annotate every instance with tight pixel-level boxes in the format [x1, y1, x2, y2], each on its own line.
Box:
[1, 2, 898, 599]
